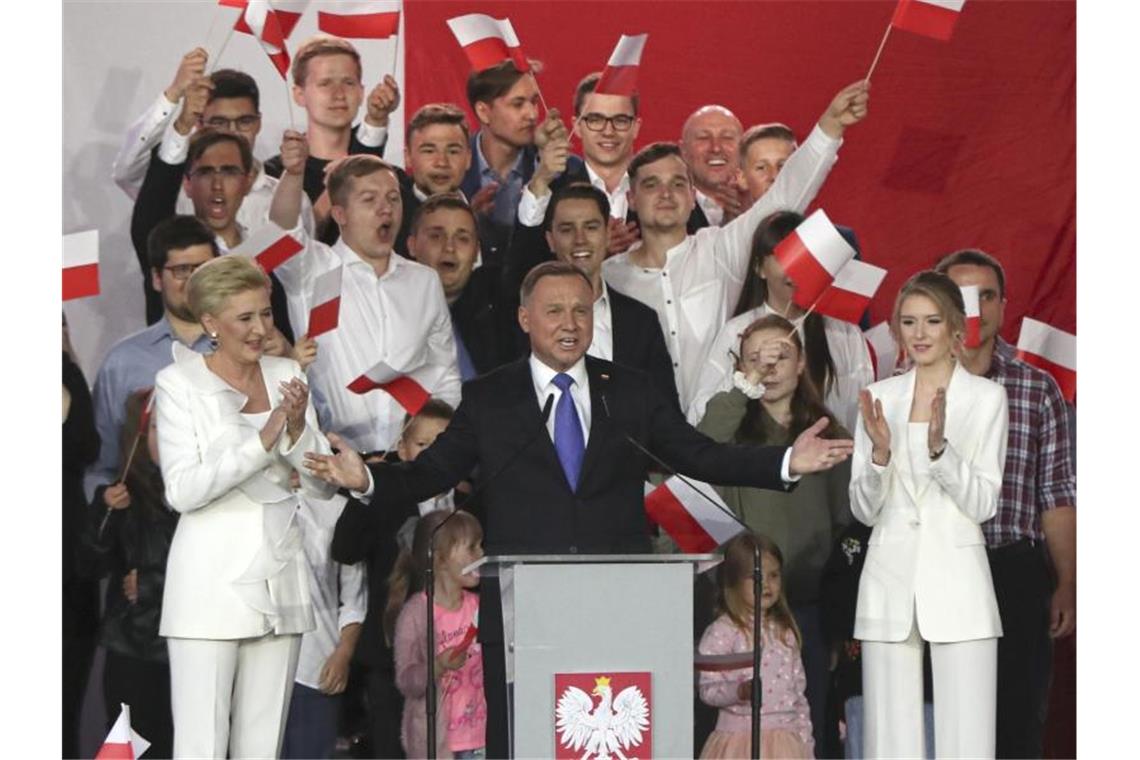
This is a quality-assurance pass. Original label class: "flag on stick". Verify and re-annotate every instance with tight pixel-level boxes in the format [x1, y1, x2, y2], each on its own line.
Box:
[63, 229, 100, 301]
[318, 1, 400, 39]
[95, 703, 150, 760]
[230, 224, 304, 273]
[595, 33, 648, 96]
[219, 0, 306, 38]
[235, 0, 295, 79]
[959, 284, 981, 348]
[1015, 317, 1076, 402]
[347, 360, 446, 415]
[644, 477, 744, 553]
[307, 266, 343, 337]
[891, 0, 966, 42]
[814, 259, 887, 324]
[446, 13, 530, 73]
[773, 209, 857, 310]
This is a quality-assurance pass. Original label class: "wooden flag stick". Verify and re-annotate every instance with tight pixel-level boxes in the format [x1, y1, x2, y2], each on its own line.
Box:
[865, 23, 894, 83]
[208, 15, 238, 75]
[390, 21, 401, 79]
[285, 78, 296, 130]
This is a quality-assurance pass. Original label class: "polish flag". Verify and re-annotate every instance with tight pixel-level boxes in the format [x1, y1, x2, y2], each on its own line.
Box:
[595, 33, 648, 97]
[219, 0, 306, 39]
[1015, 317, 1076, 402]
[63, 229, 100, 301]
[891, 0, 966, 42]
[347, 360, 446, 414]
[446, 14, 530, 73]
[94, 703, 150, 760]
[307, 266, 343, 338]
[813, 259, 887, 324]
[318, 1, 400, 39]
[773, 209, 857, 310]
[644, 477, 744, 553]
[864, 322, 902, 381]
[237, 0, 295, 79]
[959, 284, 981, 348]
[230, 224, 304, 273]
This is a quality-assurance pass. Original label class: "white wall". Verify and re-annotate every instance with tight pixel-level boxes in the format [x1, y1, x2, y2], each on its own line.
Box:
[63, 1, 404, 381]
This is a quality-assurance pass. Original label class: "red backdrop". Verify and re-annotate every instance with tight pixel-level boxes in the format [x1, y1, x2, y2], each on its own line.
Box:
[403, 0, 1075, 339]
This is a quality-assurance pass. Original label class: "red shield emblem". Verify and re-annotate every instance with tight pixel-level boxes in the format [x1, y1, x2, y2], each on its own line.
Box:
[554, 671, 652, 758]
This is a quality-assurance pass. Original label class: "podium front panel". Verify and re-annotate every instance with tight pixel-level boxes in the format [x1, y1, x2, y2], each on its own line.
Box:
[511, 561, 693, 757]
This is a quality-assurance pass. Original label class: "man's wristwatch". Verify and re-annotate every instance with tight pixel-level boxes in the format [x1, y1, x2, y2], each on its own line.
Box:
[929, 439, 947, 461]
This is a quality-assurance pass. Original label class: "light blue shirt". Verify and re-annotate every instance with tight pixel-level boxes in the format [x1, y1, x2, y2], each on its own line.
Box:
[475, 131, 528, 230]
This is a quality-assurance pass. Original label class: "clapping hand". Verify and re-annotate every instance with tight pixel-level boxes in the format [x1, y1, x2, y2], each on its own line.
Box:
[469, 182, 500, 219]
[788, 417, 854, 476]
[858, 389, 891, 466]
[278, 378, 309, 442]
[304, 432, 369, 492]
[928, 387, 946, 455]
[607, 218, 640, 256]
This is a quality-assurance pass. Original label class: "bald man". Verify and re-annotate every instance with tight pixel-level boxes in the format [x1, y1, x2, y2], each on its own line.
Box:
[679, 105, 747, 228]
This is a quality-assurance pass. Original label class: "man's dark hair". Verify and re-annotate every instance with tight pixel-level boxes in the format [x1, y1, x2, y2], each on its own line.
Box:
[573, 71, 640, 116]
[209, 69, 260, 111]
[185, 129, 254, 175]
[738, 123, 796, 162]
[934, 248, 1008, 298]
[466, 59, 542, 108]
[519, 260, 593, 304]
[406, 103, 470, 147]
[543, 182, 610, 232]
[627, 141, 688, 183]
[146, 215, 219, 271]
[409, 193, 477, 237]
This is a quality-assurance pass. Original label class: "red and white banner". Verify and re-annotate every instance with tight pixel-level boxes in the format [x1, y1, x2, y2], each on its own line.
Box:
[94, 703, 150, 760]
[220, 0, 306, 39]
[318, 1, 400, 39]
[446, 13, 530, 73]
[234, 0, 297, 79]
[813, 259, 887, 324]
[347, 360, 446, 414]
[643, 476, 743, 553]
[230, 224, 304, 273]
[1015, 317, 1076, 402]
[595, 33, 648, 97]
[63, 229, 100, 301]
[555, 672, 651, 759]
[960, 284, 981, 348]
[773, 209, 858, 310]
[307, 266, 343, 338]
[864, 322, 902, 381]
[891, 0, 966, 42]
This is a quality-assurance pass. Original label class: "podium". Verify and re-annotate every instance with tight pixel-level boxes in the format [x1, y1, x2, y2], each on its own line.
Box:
[469, 553, 719, 758]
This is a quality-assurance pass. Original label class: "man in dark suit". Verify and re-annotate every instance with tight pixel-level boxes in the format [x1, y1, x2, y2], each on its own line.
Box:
[305, 262, 854, 757]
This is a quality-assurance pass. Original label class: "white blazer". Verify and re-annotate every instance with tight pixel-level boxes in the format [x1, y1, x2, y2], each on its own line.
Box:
[850, 361, 1008, 643]
[155, 351, 335, 640]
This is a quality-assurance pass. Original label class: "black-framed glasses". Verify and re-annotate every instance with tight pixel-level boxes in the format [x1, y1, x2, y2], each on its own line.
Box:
[163, 262, 206, 281]
[188, 165, 247, 181]
[580, 113, 636, 132]
[202, 115, 261, 132]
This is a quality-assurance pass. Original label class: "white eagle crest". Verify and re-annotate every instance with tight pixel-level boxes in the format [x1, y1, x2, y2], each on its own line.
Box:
[555, 675, 649, 759]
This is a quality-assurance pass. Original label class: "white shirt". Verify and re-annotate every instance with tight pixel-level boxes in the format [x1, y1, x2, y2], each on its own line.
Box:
[293, 492, 367, 690]
[694, 189, 725, 227]
[515, 161, 631, 226]
[585, 161, 631, 220]
[588, 281, 615, 361]
[275, 232, 462, 452]
[529, 354, 591, 445]
[602, 125, 841, 410]
[685, 303, 874, 433]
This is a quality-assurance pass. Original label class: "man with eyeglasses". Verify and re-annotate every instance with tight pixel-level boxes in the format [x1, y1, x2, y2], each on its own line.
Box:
[86, 216, 218, 499]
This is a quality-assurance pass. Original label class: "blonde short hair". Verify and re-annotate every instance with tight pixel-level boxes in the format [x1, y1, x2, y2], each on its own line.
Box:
[292, 34, 362, 87]
[187, 255, 271, 321]
[891, 270, 966, 342]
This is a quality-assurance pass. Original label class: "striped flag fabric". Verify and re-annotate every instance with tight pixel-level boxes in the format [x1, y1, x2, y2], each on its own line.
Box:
[234, 0, 296, 79]
[94, 703, 150, 760]
[446, 13, 530, 73]
[864, 322, 902, 380]
[959, 284, 981, 348]
[307, 266, 343, 337]
[814, 259, 887, 324]
[63, 229, 100, 301]
[347, 360, 447, 415]
[1015, 317, 1076, 402]
[595, 33, 648, 96]
[891, 0, 966, 41]
[318, 1, 400, 39]
[773, 209, 858, 310]
[644, 476, 744, 553]
[230, 224, 304, 273]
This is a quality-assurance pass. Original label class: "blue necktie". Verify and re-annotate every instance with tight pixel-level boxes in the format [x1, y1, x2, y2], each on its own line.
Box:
[552, 373, 585, 490]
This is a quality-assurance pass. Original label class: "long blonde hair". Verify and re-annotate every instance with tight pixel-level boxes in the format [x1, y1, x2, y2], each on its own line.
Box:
[717, 532, 801, 649]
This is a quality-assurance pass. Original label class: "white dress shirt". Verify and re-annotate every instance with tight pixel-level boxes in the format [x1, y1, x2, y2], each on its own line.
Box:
[585, 161, 631, 220]
[694, 189, 725, 227]
[587, 281, 615, 362]
[686, 302, 874, 432]
[293, 492, 367, 690]
[274, 232, 462, 453]
[602, 125, 842, 409]
[515, 161, 631, 226]
[528, 354, 592, 445]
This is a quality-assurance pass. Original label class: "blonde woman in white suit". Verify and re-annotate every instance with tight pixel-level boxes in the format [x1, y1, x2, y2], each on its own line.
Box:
[154, 255, 336, 759]
[851, 270, 1008, 759]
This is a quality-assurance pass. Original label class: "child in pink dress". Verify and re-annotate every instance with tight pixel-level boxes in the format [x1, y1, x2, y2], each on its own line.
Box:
[388, 510, 486, 758]
[699, 532, 814, 759]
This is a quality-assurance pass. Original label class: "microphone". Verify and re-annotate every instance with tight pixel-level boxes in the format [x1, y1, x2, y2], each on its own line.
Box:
[599, 390, 768, 759]
[424, 392, 554, 758]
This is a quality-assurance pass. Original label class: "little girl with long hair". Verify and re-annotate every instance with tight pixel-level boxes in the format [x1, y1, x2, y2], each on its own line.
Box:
[698, 532, 814, 759]
[388, 510, 486, 759]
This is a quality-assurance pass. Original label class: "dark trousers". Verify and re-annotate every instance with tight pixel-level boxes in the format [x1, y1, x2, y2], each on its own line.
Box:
[482, 642, 510, 759]
[102, 649, 173, 760]
[793, 603, 829, 758]
[282, 682, 339, 759]
[367, 665, 406, 759]
[62, 631, 97, 760]
[988, 540, 1054, 759]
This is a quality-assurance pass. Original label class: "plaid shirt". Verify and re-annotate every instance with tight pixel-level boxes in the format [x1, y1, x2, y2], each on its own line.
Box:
[982, 338, 1076, 546]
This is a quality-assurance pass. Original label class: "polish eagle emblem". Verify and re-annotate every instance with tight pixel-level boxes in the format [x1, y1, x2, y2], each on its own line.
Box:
[555, 675, 650, 759]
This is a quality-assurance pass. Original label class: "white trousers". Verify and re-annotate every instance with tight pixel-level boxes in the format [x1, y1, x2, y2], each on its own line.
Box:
[168, 633, 301, 759]
[862, 622, 997, 759]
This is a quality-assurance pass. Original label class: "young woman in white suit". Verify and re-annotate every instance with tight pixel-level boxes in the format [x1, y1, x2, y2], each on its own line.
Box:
[154, 255, 336, 758]
[851, 270, 1008, 758]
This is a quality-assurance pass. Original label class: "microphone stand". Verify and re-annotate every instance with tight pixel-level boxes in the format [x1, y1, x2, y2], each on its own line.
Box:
[599, 392, 768, 759]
